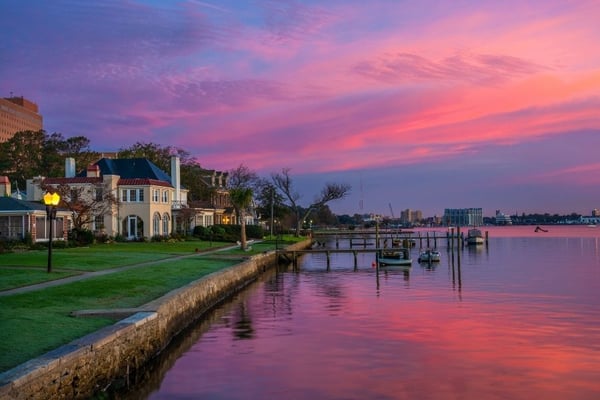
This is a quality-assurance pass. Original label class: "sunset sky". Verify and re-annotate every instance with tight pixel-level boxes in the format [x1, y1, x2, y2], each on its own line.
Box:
[2, 0, 599, 217]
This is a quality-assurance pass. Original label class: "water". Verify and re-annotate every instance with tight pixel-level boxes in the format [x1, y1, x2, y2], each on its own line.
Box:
[118, 226, 600, 399]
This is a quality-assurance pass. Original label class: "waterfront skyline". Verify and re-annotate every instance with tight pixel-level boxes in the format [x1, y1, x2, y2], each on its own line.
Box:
[2, 1, 599, 217]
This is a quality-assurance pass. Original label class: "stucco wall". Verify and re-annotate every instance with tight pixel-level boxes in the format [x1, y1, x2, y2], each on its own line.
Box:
[0, 240, 310, 400]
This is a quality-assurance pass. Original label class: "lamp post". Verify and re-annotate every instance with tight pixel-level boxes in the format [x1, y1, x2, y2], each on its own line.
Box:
[43, 192, 60, 273]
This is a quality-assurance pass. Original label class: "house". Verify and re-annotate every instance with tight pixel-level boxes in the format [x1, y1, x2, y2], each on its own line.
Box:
[26, 156, 189, 240]
[0, 195, 70, 243]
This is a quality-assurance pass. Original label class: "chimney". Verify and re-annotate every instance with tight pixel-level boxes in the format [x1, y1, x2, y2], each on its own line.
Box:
[86, 164, 100, 178]
[0, 176, 10, 197]
[171, 156, 180, 206]
[65, 158, 76, 178]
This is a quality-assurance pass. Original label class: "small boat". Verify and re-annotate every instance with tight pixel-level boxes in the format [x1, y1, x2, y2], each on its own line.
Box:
[418, 249, 441, 263]
[466, 228, 484, 245]
[377, 248, 412, 266]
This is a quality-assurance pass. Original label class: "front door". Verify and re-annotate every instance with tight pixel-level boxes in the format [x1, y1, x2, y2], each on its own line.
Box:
[127, 216, 137, 239]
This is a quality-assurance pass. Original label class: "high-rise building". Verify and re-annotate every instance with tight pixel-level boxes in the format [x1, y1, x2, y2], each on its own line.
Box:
[0, 96, 43, 142]
[443, 208, 483, 226]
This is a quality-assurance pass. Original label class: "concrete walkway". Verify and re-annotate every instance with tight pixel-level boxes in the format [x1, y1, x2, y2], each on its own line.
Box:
[0, 244, 243, 297]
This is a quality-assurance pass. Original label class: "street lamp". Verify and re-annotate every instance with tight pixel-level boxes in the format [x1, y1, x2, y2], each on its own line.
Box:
[43, 192, 60, 273]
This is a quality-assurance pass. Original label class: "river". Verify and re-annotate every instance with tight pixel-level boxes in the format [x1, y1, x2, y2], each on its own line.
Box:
[113, 225, 600, 400]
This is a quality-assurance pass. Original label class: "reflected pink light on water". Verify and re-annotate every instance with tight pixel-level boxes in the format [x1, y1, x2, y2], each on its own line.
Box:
[144, 229, 600, 400]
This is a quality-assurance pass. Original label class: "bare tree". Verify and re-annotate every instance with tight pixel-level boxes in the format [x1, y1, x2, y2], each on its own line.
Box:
[43, 182, 117, 231]
[272, 168, 351, 236]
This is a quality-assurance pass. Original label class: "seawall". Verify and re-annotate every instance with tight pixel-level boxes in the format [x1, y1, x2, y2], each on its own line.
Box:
[0, 240, 310, 399]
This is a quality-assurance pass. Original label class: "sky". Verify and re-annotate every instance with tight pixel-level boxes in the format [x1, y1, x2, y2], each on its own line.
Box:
[1, 0, 600, 218]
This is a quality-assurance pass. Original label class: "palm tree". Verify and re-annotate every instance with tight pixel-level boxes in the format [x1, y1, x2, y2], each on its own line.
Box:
[229, 187, 253, 250]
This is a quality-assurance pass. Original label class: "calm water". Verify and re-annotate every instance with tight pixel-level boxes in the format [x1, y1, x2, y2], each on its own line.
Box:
[119, 226, 600, 400]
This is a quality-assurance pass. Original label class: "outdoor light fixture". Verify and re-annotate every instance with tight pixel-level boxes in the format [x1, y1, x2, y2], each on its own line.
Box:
[43, 192, 61, 273]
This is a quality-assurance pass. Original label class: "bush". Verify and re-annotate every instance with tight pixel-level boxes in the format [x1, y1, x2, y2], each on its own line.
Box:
[245, 225, 264, 239]
[193, 224, 264, 242]
[68, 228, 95, 246]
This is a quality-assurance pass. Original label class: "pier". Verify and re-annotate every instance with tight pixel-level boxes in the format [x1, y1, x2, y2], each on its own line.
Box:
[277, 248, 386, 270]
[285, 228, 489, 270]
[312, 228, 480, 250]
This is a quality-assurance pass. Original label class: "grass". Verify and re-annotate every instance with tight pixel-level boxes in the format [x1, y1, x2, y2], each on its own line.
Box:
[0, 268, 78, 291]
[0, 235, 306, 373]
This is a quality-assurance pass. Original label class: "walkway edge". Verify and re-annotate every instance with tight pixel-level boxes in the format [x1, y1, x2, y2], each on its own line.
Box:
[0, 240, 311, 400]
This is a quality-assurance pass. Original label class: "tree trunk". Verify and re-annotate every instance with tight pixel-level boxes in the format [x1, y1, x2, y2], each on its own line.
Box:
[240, 210, 248, 250]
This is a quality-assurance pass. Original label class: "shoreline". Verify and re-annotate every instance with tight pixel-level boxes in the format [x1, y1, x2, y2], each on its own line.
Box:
[0, 239, 311, 400]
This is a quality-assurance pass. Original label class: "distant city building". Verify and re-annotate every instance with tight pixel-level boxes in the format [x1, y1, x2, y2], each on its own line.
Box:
[592, 209, 599, 217]
[443, 208, 483, 226]
[495, 210, 512, 225]
[399, 209, 423, 225]
[0, 96, 43, 142]
[400, 209, 411, 224]
[580, 215, 600, 225]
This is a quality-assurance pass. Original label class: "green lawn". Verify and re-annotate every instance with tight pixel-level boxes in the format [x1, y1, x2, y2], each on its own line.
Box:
[0, 236, 306, 373]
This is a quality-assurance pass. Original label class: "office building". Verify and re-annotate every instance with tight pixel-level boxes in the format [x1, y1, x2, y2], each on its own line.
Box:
[443, 208, 483, 226]
[0, 96, 43, 142]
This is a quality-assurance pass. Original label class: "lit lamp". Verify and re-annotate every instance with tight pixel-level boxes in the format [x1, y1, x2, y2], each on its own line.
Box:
[43, 192, 61, 273]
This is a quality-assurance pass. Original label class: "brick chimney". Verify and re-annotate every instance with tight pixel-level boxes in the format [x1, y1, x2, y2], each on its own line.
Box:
[0, 176, 10, 196]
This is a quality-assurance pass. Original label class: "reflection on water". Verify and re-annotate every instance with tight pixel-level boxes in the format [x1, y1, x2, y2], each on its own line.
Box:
[111, 227, 600, 400]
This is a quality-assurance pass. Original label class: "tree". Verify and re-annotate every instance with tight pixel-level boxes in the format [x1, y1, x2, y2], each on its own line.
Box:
[272, 168, 351, 236]
[0, 130, 46, 189]
[0, 130, 100, 190]
[253, 178, 287, 233]
[228, 164, 258, 250]
[43, 182, 117, 231]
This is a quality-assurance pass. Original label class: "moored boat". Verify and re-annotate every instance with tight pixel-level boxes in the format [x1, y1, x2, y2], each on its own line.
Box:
[466, 228, 484, 245]
[377, 247, 412, 266]
[418, 249, 441, 263]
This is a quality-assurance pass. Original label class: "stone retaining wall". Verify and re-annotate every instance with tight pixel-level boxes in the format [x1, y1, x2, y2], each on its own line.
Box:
[0, 240, 310, 400]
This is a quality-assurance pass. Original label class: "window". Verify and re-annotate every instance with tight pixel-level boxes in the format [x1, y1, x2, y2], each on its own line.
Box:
[153, 212, 161, 236]
[153, 189, 159, 202]
[121, 189, 145, 202]
[94, 215, 105, 230]
[162, 213, 170, 235]
[95, 187, 103, 202]
[162, 190, 168, 203]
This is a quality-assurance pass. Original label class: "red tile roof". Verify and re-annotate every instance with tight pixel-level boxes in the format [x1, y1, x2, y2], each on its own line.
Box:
[118, 178, 172, 187]
[44, 177, 102, 184]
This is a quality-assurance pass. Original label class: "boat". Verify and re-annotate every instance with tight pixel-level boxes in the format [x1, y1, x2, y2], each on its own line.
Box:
[466, 228, 484, 245]
[377, 247, 412, 266]
[418, 249, 441, 263]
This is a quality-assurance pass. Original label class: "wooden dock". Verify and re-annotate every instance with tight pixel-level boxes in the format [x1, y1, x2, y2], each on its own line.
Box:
[277, 247, 386, 270]
[312, 229, 470, 250]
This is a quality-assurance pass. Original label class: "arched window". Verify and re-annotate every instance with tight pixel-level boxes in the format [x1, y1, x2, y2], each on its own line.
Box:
[153, 212, 161, 236]
[162, 213, 170, 236]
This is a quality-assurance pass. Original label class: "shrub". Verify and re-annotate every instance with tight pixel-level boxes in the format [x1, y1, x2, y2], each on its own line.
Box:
[193, 224, 264, 242]
[68, 228, 95, 246]
[245, 225, 264, 239]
